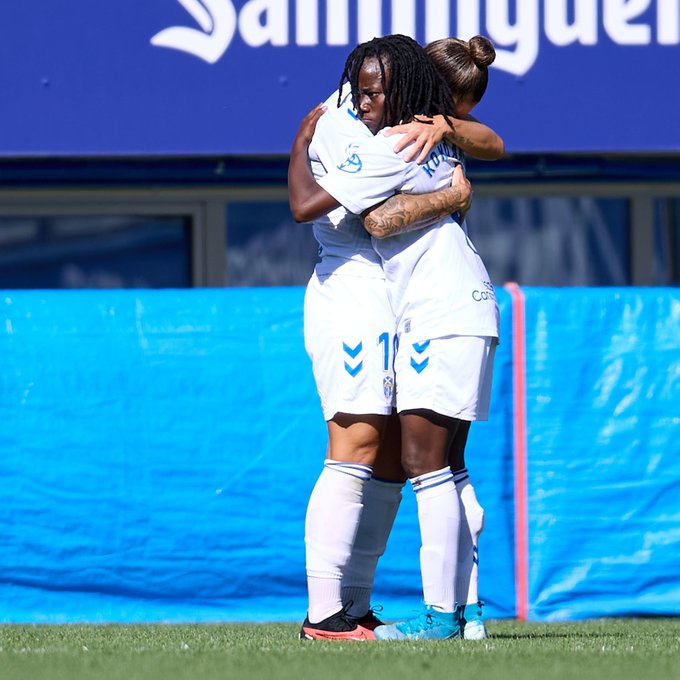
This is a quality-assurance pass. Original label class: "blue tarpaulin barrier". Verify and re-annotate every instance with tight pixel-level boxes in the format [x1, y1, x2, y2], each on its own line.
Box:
[0, 287, 678, 623]
[521, 288, 680, 620]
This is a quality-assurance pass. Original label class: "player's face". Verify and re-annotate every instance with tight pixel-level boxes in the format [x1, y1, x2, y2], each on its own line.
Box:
[356, 57, 387, 135]
[454, 94, 478, 118]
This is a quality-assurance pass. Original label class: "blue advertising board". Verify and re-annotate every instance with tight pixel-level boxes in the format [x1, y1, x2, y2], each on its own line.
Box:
[1, 1, 679, 156]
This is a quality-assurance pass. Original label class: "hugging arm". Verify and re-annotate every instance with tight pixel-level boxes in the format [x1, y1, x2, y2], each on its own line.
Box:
[387, 115, 504, 164]
[449, 114, 505, 160]
[288, 104, 340, 222]
[362, 164, 472, 239]
[289, 104, 471, 235]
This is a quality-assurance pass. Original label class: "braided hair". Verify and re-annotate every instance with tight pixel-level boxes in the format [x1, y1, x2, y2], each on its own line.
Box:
[337, 34, 456, 127]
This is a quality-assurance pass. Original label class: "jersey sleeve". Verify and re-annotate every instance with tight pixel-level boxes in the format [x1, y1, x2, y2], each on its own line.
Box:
[317, 133, 412, 215]
[309, 85, 370, 174]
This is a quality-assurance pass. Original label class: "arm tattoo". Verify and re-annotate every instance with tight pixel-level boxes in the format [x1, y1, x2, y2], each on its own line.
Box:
[363, 186, 466, 239]
[455, 134, 475, 151]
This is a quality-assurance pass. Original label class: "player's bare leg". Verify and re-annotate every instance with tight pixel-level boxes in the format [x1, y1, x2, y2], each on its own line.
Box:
[375, 410, 461, 640]
[301, 413, 384, 641]
[341, 411, 405, 626]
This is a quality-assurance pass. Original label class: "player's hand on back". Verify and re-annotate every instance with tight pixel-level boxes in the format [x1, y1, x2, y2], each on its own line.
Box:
[452, 163, 472, 222]
[294, 103, 327, 148]
[385, 115, 451, 164]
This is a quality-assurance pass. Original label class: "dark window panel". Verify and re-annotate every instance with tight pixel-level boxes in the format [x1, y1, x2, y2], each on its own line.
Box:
[225, 202, 318, 287]
[469, 197, 630, 286]
[0, 216, 191, 289]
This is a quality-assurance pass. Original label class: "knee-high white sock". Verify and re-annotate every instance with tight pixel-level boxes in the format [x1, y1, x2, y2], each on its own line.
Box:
[341, 477, 404, 617]
[305, 460, 372, 623]
[411, 467, 459, 613]
[453, 468, 485, 606]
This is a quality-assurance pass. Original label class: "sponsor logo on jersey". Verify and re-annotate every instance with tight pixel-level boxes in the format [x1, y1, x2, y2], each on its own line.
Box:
[338, 151, 362, 174]
[472, 281, 497, 302]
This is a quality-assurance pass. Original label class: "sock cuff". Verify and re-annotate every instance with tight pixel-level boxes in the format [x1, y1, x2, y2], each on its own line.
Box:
[324, 459, 373, 482]
[410, 466, 454, 495]
[453, 467, 469, 484]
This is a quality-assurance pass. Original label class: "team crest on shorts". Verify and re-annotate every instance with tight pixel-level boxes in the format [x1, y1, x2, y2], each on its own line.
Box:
[383, 375, 394, 400]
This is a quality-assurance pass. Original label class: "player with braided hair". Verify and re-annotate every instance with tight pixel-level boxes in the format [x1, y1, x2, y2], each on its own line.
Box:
[290, 35, 501, 642]
[338, 34, 457, 132]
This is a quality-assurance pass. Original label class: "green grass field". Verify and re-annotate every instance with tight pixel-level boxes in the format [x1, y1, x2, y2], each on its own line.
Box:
[2, 619, 679, 680]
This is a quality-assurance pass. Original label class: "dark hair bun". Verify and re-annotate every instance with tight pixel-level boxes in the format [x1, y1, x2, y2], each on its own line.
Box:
[469, 35, 496, 68]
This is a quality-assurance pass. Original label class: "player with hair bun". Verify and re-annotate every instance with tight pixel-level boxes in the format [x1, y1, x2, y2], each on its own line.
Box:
[372, 35, 499, 641]
[386, 35, 502, 164]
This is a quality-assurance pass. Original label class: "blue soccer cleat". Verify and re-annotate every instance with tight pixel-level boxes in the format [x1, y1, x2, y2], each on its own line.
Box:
[457, 601, 488, 640]
[374, 605, 461, 641]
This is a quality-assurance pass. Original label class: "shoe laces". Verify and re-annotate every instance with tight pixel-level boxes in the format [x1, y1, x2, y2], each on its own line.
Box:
[400, 606, 445, 633]
[457, 600, 484, 624]
[329, 602, 365, 630]
[338, 602, 358, 623]
[362, 605, 384, 621]
[346, 602, 383, 624]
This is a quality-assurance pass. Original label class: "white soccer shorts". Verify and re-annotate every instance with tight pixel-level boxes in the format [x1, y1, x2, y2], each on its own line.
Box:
[394, 334, 497, 421]
[304, 271, 396, 420]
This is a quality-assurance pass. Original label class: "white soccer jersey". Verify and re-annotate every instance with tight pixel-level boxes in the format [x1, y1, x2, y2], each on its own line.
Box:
[303, 88, 396, 419]
[317, 132, 500, 342]
[307, 87, 383, 278]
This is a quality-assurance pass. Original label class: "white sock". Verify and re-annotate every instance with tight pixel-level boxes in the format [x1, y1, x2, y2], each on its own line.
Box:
[341, 477, 404, 617]
[453, 468, 485, 607]
[411, 467, 459, 613]
[305, 460, 372, 623]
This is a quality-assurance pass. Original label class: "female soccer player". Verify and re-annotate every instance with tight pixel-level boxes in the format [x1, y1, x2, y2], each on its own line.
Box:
[290, 35, 501, 641]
